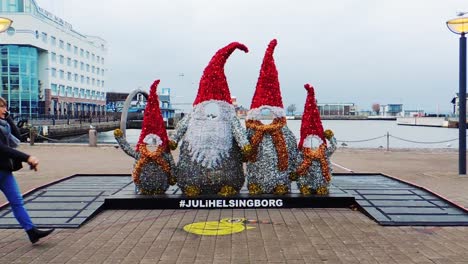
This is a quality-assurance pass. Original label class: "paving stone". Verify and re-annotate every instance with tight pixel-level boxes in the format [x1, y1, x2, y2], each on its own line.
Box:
[362, 195, 423, 200]
[355, 189, 415, 195]
[369, 200, 435, 207]
[3, 210, 79, 218]
[388, 214, 468, 223]
[41, 191, 103, 196]
[33, 197, 97, 202]
[360, 207, 390, 222]
[25, 202, 89, 210]
[380, 207, 464, 215]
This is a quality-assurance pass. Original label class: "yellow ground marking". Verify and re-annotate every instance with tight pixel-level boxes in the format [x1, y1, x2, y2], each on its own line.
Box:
[183, 217, 255, 236]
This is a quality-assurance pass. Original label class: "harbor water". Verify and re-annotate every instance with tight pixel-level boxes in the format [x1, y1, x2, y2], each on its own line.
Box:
[83, 120, 459, 149]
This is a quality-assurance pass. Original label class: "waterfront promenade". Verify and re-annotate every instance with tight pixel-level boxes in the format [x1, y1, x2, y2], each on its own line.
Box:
[0, 145, 467, 263]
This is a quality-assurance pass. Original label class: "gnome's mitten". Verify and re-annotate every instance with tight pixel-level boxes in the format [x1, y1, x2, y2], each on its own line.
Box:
[242, 144, 253, 161]
[114, 128, 124, 138]
[324, 129, 334, 140]
[169, 140, 178, 150]
[289, 171, 298, 181]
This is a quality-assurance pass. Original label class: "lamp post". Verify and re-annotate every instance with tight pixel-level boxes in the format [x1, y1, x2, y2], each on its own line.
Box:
[447, 14, 468, 175]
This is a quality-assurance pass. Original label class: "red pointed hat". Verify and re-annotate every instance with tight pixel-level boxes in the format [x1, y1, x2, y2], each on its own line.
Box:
[299, 83, 326, 150]
[193, 42, 249, 106]
[250, 39, 283, 110]
[136, 80, 169, 151]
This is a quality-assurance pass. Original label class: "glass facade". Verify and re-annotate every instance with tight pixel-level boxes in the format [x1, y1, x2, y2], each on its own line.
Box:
[0, 0, 36, 14]
[0, 45, 39, 117]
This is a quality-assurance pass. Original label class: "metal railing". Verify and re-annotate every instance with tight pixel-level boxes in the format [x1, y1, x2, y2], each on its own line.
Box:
[338, 132, 459, 150]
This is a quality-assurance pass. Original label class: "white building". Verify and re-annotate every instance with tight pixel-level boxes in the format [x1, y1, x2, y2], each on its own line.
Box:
[317, 103, 356, 116]
[0, 0, 107, 118]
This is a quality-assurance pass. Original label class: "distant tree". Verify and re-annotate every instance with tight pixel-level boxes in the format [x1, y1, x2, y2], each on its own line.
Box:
[372, 103, 380, 115]
[287, 104, 297, 116]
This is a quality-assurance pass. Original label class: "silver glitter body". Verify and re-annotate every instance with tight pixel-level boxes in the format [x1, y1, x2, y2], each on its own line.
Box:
[295, 136, 337, 192]
[246, 126, 298, 194]
[115, 134, 175, 194]
[172, 108, 249, 195]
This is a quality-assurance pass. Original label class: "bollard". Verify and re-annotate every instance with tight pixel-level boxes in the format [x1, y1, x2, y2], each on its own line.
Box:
[386, 131, 390, 151]
[29, 127, 36, 146]
[89, 128, 97, 147]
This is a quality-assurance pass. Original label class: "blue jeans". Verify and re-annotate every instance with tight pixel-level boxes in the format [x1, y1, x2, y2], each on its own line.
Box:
[0, 170, 34, 230]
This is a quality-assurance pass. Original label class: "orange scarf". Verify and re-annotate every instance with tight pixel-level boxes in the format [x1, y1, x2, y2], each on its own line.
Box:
[246, 117, 288, 171]
[132, 144, 171, 184]
[296, 144, 331, 182]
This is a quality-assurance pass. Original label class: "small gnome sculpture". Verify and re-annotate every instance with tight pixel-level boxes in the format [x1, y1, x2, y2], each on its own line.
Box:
[170, 42, 251, 197]
[294, 84, 337, 195]
[245, 39, 298, 195]
[114, 80, 176, 194]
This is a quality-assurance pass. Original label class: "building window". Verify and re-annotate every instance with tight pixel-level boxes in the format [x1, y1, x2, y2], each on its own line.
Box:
[66, 43, 71, 52]
[80, 48, 84, 57]
[59, 85, 65, 95]
[59, 70, 64, 79]
[51, 68, 57, 77]
[74, 73, 78, 82]
[67, 57, 71, 66]
[73, 60, 78, 68]
[86, 64, 89, 72]
[67, 72, 72, 81]
[86, 51, 90, 59]
[50, 36, 56, 46]
[92, 66, 95, 73]
[59, 40, 64, 49]
[59, 55, 64, 64]
[51, 52, 56, 62]
[41, 32, 47, 43]
[74, 46, 78, 54]
[80, 62, 84, 70]
[80, 75, 84, 83]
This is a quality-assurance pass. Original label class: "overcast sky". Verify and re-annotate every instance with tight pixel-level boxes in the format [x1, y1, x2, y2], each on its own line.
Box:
[36, 0, 468, 113]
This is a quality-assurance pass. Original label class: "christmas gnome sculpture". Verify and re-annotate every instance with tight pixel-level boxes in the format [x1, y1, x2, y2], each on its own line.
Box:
[114, 80, 176, 194]
[245, 39, 298, 195]
[294, 84, 337, 195]
[170, 42, 251, 197]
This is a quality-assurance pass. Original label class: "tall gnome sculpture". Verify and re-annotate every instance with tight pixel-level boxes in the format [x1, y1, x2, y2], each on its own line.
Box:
[245, 39, 298, 195]
[294, 84, 337, 195]
[114, 80, 176, 194]
[170, 42, 251, 197]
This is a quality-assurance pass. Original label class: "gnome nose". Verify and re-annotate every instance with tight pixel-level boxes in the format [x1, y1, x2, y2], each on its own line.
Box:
[205, 102, 220, 119]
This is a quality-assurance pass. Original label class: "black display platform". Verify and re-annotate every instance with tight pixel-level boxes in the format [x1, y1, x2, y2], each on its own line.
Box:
[333, 174, 468, 226]
[0, 173, 467, 228]
[104, 184, 355, 210]
[0, 174, 131, 229]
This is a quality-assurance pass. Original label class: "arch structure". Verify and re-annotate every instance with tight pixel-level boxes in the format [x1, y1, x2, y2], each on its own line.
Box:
[120, 89, 149, 137]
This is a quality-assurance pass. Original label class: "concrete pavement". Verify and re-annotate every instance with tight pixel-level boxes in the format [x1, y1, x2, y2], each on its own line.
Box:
[0, 144, 467, 263]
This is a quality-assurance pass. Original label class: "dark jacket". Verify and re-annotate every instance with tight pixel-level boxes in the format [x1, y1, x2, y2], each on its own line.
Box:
[0, 116, 29, 171]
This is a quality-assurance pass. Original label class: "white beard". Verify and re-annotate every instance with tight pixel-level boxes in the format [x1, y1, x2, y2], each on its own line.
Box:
[185, 100, 235, 169]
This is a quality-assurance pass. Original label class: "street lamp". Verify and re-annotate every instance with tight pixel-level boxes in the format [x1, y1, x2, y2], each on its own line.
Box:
[0, 17, 12, 33]
[447, 14, 468, 175]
